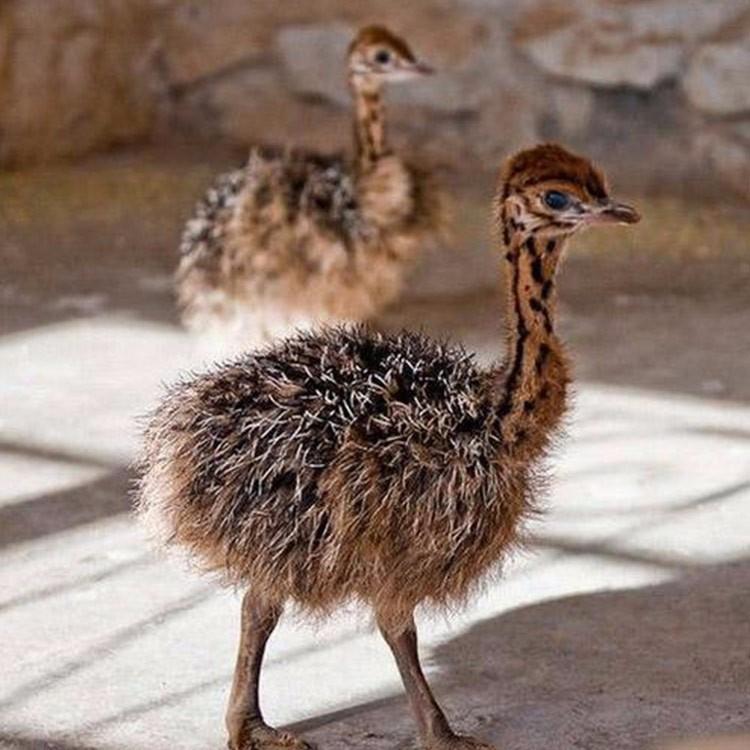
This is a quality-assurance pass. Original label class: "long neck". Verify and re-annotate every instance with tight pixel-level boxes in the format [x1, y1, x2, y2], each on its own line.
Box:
[492, 228, 571, 459]
[349, 76, 389, 172]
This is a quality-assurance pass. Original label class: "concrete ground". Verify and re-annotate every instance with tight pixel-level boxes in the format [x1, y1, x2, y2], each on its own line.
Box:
[1, 149, 749, 750]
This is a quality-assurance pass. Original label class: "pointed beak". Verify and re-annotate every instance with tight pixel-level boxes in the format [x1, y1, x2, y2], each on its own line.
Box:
[410, 59, 435, 76]
[588, 200, 641, 226]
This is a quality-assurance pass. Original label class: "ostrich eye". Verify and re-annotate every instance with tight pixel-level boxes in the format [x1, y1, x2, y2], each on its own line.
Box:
[374, 49, 391, 65]
[544, 191, 570, 211]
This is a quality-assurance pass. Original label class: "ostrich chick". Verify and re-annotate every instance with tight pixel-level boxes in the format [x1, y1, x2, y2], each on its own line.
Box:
[137, 144, 639, 750]
[177, 25, 443, 352]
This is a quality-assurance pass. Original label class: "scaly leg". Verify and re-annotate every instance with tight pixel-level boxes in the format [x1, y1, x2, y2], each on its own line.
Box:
[378, 614, 495, 750]
[226, 592, 313, 750]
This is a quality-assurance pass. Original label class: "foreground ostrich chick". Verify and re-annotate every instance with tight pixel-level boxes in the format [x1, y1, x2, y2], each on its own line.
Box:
[137, 144, 639, 750]
[177, 25, 443, 351]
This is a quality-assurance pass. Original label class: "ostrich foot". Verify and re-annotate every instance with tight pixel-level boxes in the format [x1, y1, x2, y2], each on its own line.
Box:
[229, 724, 316, 750]
[426, 733, 496, 750]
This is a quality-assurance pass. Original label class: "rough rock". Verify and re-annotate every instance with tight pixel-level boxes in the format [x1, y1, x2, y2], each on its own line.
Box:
[0, 0, 161, 165]
[276, 23, 353, 107]
[549, 85, 595, 139]
[183, 66, 351, 155]
[519, 28, 682, 89]
[1, 0, 750, 202]
[729, 120, 750, 142]
[514, 0, 749, 89]
[693, 128, 750, 201]
[683, 41, 750, 116]
[617, 0, 750, 42]
[159, 2, 271, 87]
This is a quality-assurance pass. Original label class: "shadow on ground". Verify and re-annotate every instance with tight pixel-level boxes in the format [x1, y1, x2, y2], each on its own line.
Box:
[0, 468, 131, 549]
[0, 562, 747, 749]
[293, 560, 750, 750]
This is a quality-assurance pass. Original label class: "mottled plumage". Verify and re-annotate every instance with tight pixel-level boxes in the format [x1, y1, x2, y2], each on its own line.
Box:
[136, 144, 639, 750]
[176, 27, 443, 349]
[139, 326, 534, 623]
[177, 150, 441, 343]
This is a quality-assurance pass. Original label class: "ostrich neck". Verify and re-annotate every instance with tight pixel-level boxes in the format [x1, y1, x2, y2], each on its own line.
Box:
[493, 230, 571, 457]
[350, 78, 389, 172]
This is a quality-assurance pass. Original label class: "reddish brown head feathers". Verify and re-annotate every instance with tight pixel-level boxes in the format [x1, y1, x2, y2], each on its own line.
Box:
[502, 143, 609, 201]
[497, 144, 640, 237]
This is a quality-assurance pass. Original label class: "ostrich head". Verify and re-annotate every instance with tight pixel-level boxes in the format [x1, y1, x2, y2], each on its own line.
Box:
[348, 25, 433, 85]
[497, 143, 641, 243]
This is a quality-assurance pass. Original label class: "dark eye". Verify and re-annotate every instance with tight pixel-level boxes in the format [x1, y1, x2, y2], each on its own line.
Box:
[374, 49, 391, 64]
[544, 191, 570, 211]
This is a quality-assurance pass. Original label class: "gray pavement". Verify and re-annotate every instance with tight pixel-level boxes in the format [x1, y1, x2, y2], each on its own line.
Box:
[1, 312, 749, 750]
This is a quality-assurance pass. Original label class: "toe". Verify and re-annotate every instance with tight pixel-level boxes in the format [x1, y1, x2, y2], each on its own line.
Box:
[240, 728, 316, 750]
[428, 733, 497, 750]
[276, 732, 316, 750]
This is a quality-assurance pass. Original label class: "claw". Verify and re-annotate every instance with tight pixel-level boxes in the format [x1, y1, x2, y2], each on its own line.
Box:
[230, 724, 316, 750]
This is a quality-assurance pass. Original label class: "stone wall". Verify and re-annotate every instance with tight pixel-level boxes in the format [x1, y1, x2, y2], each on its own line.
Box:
[0, 0, 161, 165]
[2, 0, 749, 199]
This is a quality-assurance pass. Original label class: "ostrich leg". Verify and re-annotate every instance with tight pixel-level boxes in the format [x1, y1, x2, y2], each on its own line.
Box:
[226, 593, 311, 750]
[378, 615, 493, 750]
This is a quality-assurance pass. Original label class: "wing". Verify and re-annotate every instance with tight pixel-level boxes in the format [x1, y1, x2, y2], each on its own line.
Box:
[179, 167, 247, 267]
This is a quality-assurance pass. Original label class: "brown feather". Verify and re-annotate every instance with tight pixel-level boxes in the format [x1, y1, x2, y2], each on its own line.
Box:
[501, 143, 609, 200]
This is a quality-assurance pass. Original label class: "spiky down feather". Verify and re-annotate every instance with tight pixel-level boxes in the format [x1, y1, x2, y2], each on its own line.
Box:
[136, 325, 543, 627]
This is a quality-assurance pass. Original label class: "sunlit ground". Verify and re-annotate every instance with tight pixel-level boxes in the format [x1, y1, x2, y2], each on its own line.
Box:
[1, 150, 748, 750]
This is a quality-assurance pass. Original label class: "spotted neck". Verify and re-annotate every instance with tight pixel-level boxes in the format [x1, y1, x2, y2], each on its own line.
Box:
[492, 226, 571, 459]
[349, 77, 390, 172]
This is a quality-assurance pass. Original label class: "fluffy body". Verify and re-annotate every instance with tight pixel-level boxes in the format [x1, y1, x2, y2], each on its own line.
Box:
[137, 143, 638, 750]
[138, 326, 539, 626]
[177, 146, 442, 348]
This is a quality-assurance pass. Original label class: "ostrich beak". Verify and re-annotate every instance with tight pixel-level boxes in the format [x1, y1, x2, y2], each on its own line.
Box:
[410, 60, 435, 75]
[592, 200, 641, 225]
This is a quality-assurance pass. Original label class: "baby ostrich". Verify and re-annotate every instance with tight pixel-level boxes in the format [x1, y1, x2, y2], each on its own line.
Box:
[137, 144, 639, 750]
[177, 25, 442, 350]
